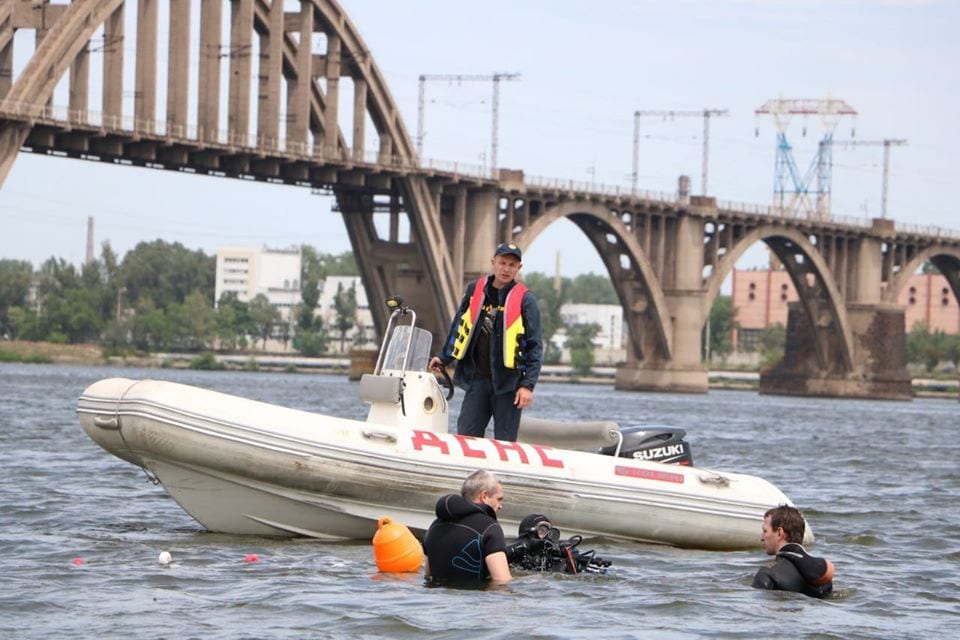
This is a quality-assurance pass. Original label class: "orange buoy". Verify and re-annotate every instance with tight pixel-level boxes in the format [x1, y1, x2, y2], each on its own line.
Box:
[372, 516, 423, 573]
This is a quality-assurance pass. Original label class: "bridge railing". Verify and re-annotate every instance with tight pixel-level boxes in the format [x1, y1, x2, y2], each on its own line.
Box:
[714, 198, 876, 230]
[714, 199, 776, 216]
[524, 174, 681, 202]
[0, 99, 505, 182]
[2, 100, 959, 241]
[896, 222, 960, 240]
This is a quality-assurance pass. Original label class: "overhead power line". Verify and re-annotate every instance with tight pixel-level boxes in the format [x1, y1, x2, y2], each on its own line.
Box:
[417, 73, 520, 173]
[632, 109, 729, 196]
[829, 138, 908, 219]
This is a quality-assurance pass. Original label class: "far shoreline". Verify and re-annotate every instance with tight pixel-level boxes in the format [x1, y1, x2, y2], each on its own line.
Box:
[2, 340, 957, 400]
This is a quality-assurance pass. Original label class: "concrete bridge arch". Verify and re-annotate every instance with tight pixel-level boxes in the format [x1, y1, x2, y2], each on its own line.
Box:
[0, 0, 460, 336]
[884, 245, 960, 308]
[0, 0, 125, 182]
[704, 224, 855, 372]
[512, 199, 674, 363]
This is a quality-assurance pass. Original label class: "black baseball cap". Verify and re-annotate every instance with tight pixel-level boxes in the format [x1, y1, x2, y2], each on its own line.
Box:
[494, 242, 522, 260]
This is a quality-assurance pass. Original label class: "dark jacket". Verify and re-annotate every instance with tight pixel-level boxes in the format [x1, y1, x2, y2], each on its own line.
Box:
[752, 543, 834, 598]
[440, 276, 543, 395]
[422, 494, 507, 586]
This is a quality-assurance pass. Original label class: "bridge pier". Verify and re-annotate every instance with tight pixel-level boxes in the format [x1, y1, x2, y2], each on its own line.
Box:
[759, 303, 912, 400]
[614, 364, 709, 394]
[761, 232, 912, 400]
[615, 214, 709, 394]
[614, 292, 709, 394]
[460, 188, 500, 279]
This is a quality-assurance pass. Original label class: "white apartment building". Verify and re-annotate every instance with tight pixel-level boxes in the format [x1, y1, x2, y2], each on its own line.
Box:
[555, 303, 626, 364]
[316, 275, 376, 351]
[214, 246, 302, 320]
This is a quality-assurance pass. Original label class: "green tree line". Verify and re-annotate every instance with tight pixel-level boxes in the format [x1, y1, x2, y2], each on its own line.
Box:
[1, 244, 629, 357]
[0, 241, 359, 356]
[4, 241, 837, 371]
[907, 322, 960, 373]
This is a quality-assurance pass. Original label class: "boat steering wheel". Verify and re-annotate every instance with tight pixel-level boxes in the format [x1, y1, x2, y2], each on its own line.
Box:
[433, 363, 455, 400]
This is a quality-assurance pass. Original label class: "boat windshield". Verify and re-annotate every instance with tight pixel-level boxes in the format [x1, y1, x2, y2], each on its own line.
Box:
[380, 325, 432, 373]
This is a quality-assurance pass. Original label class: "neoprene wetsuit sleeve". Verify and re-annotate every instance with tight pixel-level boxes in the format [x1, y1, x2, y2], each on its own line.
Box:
[482, 524, 507, 555]
[751, 567, 777, 589]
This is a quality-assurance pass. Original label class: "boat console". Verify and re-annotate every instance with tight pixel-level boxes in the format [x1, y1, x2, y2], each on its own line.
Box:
[358, 297, 451, 433]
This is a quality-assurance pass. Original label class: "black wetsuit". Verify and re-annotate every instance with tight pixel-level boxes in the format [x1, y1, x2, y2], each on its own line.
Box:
[422, 494, 506, 587]
[752, 543, 833, 598]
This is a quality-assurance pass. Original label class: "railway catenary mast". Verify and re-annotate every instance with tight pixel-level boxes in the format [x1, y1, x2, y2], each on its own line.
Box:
[828, 138, 908, 219]
[632, 108, 728, 196]
[416, 73, 520, 174]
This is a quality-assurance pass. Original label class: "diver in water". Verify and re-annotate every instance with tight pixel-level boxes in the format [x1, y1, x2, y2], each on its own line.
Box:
[752, 505, 834, 598]
[505, 514, 611, 575]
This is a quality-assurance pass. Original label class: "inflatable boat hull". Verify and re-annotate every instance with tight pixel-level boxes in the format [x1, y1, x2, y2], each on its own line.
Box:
[78, 377, 800, 550]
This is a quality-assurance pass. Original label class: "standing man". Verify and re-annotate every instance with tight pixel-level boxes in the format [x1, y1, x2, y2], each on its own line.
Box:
[752, 505, 835, 598]
[423, 469, 512, 586]
[429, 242, 543, 442]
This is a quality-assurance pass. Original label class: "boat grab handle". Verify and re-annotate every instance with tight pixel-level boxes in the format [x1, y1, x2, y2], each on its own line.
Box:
[93, 416, 120, 430]
[697, 472, 730, 487]
[362, 430, 397, 443]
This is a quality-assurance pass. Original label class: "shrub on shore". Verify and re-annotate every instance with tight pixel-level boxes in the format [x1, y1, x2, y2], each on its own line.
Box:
[189, 352, 225, 370]
[0, 347, 53, 364]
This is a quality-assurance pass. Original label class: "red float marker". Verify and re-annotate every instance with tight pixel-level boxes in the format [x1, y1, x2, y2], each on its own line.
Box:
[243, 553, 259, 563]
[71, 557, 84, 565]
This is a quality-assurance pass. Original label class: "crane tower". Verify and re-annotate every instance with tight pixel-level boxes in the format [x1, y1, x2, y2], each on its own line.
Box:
[755, 98, 857, 219]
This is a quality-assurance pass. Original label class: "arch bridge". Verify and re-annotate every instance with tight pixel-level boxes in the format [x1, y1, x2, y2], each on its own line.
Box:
[2, 0, 958, 399]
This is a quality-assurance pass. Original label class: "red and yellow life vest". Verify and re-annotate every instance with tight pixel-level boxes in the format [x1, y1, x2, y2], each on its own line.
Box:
[451, 278, 528, 368]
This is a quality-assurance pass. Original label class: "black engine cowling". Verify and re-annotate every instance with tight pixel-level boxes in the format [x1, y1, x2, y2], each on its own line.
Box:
[600, 425, 694, 466]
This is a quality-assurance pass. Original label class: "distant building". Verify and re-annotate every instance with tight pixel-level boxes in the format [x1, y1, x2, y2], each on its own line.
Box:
[730, 269, 798, 351]
[316, 275, 376, 352]
[731, 268, 959, 350]
[214, 246, 302, 321]
[556, 303, 626, 364]
[901, 275, 959, 334]
[26, 277, 42, 315]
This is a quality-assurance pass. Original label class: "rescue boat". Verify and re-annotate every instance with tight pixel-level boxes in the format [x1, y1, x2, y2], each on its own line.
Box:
[77, 298, 809, 550]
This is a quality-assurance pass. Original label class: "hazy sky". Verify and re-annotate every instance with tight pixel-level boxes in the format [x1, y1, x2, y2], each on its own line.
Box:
[1, 0, 956, 278]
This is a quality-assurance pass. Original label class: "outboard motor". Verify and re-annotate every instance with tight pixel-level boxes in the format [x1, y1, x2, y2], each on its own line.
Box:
[600, 425, 694, 466]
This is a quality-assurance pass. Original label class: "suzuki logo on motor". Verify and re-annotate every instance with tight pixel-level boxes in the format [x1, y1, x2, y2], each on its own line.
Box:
[632, 444, 685, 460]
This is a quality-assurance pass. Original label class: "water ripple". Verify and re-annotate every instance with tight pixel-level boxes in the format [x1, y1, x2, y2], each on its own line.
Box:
[1, 364, 958, 638]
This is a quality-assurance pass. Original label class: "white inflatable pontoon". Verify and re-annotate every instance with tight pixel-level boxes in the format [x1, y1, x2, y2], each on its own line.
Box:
[78, 298, 808, 550]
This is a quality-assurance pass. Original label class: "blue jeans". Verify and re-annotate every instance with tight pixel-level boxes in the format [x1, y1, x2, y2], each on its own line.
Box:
[456, 377, 522, 442]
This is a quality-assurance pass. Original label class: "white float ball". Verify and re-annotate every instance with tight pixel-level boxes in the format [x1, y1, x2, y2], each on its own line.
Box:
[158, 551, 172, 565]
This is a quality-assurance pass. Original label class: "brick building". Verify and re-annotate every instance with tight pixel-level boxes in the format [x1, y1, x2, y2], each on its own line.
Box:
[731, 268, 959, 351]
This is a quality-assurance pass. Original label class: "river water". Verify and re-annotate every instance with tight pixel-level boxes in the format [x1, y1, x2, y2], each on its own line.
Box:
[0, 362, 957, 639]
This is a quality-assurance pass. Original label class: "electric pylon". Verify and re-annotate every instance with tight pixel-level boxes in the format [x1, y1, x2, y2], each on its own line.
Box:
[755, 98, 857, 219]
